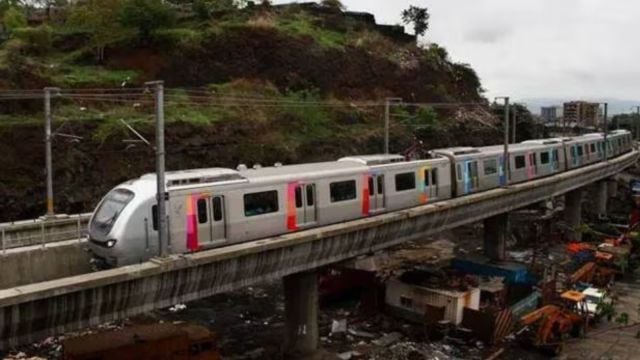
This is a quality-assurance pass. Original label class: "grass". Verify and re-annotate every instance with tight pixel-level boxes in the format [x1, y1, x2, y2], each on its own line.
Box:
[49, 65, 139, 87]
[276, 14, 347, 49]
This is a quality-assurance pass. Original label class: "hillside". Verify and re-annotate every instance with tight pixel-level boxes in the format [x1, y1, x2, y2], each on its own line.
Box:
[0, 1, 504, 220]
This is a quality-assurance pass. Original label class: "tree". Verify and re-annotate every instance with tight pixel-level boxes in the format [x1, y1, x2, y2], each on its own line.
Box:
[0, 0, 23, 17]
[67, 0, 130, 62]
[2, 6, 26, 33]
[402, 5, 429, 37]
[119, 0, 175, 44]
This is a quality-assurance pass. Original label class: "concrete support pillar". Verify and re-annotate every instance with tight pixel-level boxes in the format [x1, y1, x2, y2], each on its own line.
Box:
[608, 179, 618, 198]
[484, 213, 509, 261]
[565, 189, 583, 242]
[595, 181, 608, 217]
[283, 270, 318, 358]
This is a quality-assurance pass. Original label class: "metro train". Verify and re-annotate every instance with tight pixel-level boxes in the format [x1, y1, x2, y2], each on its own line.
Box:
[88, 130, 634, 268]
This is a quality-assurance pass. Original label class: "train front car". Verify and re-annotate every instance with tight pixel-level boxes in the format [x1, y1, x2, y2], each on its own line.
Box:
[88, 178, 155, 269]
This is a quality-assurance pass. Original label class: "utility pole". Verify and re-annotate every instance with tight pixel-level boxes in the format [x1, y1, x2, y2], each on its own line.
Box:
[512, 106, 517, 144]
[44, 87, 59, 218]
[603, 103, 608, 162]
[147, 81, 168, 257]
[495, 97, 510, 186]
[384, 97, 402, 154]
[634, 106, 640, 140]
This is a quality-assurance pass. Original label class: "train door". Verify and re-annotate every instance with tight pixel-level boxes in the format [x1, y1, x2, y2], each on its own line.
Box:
[195, 196, 226, 246]
[428, 168, 438, 199]
[463, 161, 479, 194]
[294, 183, 317, 226]
[211, 196, 226, 242]
[422, 168, 438, 200]
[369, 175, 385, 212]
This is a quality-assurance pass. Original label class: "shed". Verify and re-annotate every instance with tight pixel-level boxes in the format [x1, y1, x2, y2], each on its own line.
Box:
[385, 277, 480, 325]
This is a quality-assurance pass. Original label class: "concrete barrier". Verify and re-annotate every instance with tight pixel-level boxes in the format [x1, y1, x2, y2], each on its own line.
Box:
[0, 240, 91, 289]
[0, 151, 636, 350]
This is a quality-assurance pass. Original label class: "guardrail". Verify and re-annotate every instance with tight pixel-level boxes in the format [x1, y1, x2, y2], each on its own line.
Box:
[0, 213, 91, 252]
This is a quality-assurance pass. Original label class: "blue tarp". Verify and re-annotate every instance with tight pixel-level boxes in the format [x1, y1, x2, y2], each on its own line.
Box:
[452, 257, 537, 285]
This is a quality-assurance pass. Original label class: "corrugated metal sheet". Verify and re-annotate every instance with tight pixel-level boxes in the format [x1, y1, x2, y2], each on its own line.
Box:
[385, 278, 480, 325]
[452, 258, 537, 285]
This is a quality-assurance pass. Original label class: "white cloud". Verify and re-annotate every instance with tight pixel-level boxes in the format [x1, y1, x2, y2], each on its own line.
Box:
[272, 0, 640, 103]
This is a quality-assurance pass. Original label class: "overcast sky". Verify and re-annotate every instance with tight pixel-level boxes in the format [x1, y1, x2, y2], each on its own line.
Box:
[273, 0, 640, 105]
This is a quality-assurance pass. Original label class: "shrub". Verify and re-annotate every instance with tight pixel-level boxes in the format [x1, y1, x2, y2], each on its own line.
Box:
[13, 25, 53, 54]
[153, 28, 202, 47]
[119, 0, 175, 43]
[2, 6, 26, 33]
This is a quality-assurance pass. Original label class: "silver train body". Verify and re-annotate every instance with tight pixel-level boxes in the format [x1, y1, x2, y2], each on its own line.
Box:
[88, 130, 633, 267]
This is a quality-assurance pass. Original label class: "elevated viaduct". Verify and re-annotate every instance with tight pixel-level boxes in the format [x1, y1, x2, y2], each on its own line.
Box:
[0, 150, 637, 355]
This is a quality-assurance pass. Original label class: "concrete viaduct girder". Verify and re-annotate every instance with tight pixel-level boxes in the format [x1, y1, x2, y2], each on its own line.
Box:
[0, 150, 637, 350]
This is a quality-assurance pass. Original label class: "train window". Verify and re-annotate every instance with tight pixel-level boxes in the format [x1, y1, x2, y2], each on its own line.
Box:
[456, 164, 462, 181]
[577, 146, 583, 157]
[295, 187, 303, 208]
[377, 176, 384, 194]
[424, 169, 430, 186]
[197, 199, 208, 224]
[330, 180, 357, 202]
[590, 143, 596, 153]
[152, 205, 158, 231]
[431, 168, 438, 186]
[541, 152, 550, 164]
[244, 191, 279, 217]
[483, 159, 497, 175]
[368, 177, 374, 196]
[531, 153, 537, 167]
[515, 155, 526, 169]
[306, 185, 315, 206]
[395, 172, 416, 191]
[212, 197, 222, 221]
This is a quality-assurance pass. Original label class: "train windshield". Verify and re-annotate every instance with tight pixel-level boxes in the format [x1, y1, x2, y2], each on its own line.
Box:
[91, 189, 134, 236]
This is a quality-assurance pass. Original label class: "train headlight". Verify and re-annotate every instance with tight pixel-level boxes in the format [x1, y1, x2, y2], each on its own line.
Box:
[106, 239, 117, 248]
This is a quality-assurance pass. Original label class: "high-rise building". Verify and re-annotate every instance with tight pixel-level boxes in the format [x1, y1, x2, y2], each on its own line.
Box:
[563, 101, 601, 128]
[541, 106, 559, 123]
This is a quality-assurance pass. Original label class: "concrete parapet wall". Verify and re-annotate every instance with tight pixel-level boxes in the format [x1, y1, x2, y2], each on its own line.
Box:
[0, 151, 637, 350]
[0, 214, 90, 250]
[0, 240, 91, 290]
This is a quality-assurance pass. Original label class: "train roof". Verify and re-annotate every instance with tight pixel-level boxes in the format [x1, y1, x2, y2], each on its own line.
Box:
[239, 160, 368, 183]
[338, 154, 405, 165]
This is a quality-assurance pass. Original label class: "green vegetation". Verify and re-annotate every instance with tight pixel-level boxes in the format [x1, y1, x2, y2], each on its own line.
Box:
[2, 6, 26, 32]
[50, 66, 139, 87]
[276, 13, 347, 49]
[0, 0, 491, 146]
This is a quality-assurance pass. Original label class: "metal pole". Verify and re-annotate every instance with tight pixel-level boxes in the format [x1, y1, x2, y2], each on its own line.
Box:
[635, 106, 640, 140]
[504, 98, 510, 185]
[44, 87, 59, 218]
[603, 103, 608, 162]
[77, 214, 82, 242]
[384, 98, 390, 154]
[41, 221, 45, 249]
[383, 97, 402, 154]
[512, 106, 517, 144]
[147, 80, 168, 257]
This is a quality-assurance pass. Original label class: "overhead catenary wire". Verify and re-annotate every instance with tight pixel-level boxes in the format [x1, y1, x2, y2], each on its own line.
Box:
[1, 87, 489, 109]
